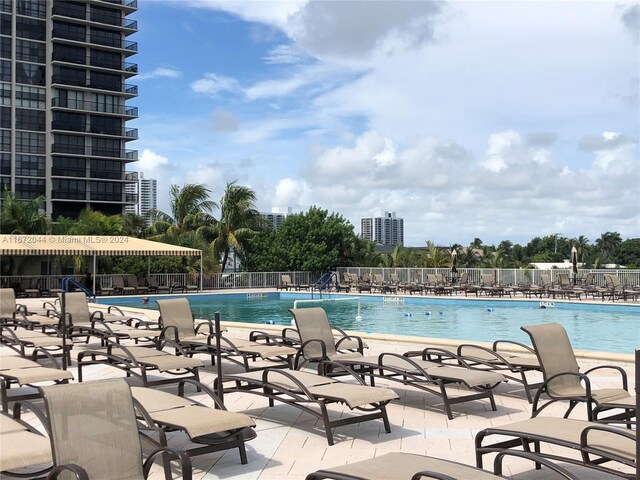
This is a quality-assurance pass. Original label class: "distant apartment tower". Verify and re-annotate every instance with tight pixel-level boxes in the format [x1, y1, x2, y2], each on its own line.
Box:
[361, 211, 404, 246]
[261, 207, 291, 232]
[124, 171, 156, 222]
[0, 0, 139, 219]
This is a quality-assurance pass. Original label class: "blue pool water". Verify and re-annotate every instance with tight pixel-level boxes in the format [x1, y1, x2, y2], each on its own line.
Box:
[98, 293, 640, 355]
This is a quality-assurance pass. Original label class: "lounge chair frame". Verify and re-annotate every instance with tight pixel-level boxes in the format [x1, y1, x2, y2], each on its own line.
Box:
[76, 338, 203, 388]
[132, 379, 256, 465]
[331, 350, 503, 420]
[0, 410, 54, 478]
[222, 361, 396, 445]
[475, 417, 636, 479]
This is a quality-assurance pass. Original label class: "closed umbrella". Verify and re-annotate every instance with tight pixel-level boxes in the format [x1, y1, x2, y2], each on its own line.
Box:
[451, 249, 458, 274]
[571, 246, 578, 284]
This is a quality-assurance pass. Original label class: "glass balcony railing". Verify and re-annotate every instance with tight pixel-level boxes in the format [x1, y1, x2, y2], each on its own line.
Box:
[52, 98, 138, 118]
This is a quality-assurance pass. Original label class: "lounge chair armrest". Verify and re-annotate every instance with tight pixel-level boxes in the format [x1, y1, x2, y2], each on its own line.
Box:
[381, 352, 436, 379]
[15, 303, 28, 314]
[299, 338, 328, 361]
[417, 347, 471, 367]
[142, 446, 192, 480]
[493, 450, 580, 479]
[492, 340, 536, 355]
[457, 343, 513, 368]
[31, 347, 65, 369]
[580, 424, 636, 464]
[249, 329, 288, 345]
[317, 360, 367, 385]
[281, 327, 301, 345]
[157, 338, 191, 356]
[46, 464, 89, 480]
[583, 365, 628, 390]
[542, 371, 592, 399]
[176, 379, 227, 410]
[107, 306, 125, 315]
[159, 325, 179, 342]
[335, 335, 364, 353]
[194, 320, 214, 335]
[411, 472, 456, 480]
[89, 310, 104, 321]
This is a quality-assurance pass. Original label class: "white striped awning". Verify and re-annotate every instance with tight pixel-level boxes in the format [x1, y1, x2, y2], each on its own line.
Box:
[0, 235, 201, 257]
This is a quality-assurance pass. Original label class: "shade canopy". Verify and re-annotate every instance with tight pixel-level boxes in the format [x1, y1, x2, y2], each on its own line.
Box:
[0, 235, 201, 257]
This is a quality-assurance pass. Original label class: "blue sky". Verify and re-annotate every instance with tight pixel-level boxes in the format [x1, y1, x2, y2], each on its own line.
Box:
[130, 1, 640, 247]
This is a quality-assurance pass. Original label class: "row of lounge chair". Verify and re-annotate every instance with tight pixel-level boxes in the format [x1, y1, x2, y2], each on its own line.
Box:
[0, 291, 636, 479]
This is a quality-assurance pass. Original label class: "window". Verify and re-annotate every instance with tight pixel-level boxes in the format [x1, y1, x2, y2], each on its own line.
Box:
[15, 39, 46, 63]
[53, 111, 85, 131]
[90, 49, 121, 69]
[90, 27, 121, 48]
[89, 71, 120, 91]
[16, 62, 46, 86]
[0, 1, 11, 13]
[0, 60, 10, 82]
[52, 21, 85, 42]
[15, 85, 45, 108]
[0, 106, 8, 127]
[95, 93, 121, 113]
[15, 154, 45, 176]
[53, 44, 85, 64]
[90, 115, 121, 135]
[54, 133, 85, 154]
[92, 137, 121, 157]
[53, 178, 86, 199]
[0, 129, 9, 151]
[0, 152, 10, 175]
[90, 180, 122, 201]
[0, 83, 9, 106]
[90, 159, 122, 179]
[54, 156, 86, 177]
[90, 6, 120, 26]
[16, 0, 47, 18]
[15, 131, 45, 153]
[52, 1, 86, 20]
[0, 13, 10, 36]
[16, 108, 45, 131]
[15, 177, 46, 199]
[53, 156, 85, 176]
[54, 88, 85, 109]
[0, 36, 10, 60]
[16, 17, 46, 41]
[53, 66, 86, 87]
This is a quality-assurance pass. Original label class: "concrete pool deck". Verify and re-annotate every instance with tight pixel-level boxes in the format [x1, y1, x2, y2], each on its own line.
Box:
[1, 294, 636, 479]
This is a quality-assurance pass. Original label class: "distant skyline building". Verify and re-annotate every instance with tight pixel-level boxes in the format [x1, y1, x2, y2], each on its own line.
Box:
[124, 171, 156, 223]
[260, 207, 292, 232]
[361, 211, 404, 246]
[1, 0, 139, 219]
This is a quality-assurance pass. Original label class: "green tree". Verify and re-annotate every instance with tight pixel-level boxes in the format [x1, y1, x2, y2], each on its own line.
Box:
[0, 190, 50, 234]
[212, 181, 264, 272]
[122, 212, 148, 238]
[595, 232, 622, 258]
[614, 238, 640, 267]
[424, 241, 449, 267]
[245, 206, 359, 272]
[148, 184, 216, 236]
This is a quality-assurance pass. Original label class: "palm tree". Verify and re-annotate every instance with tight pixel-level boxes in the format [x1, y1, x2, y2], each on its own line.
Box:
[0, 190, 50, 234]
[148, 184, 216, 237]
[212, 181, 264, 272]
[424, 241, 449, 267]
[595, 232, 622, 258]
[122, 212, 148, 238]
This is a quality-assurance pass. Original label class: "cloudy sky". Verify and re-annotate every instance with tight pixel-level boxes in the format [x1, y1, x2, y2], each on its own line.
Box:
[131, 0, 639, 247]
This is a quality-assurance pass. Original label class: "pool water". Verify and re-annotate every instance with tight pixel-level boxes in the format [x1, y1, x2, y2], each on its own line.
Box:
[98, 293, 640, 355]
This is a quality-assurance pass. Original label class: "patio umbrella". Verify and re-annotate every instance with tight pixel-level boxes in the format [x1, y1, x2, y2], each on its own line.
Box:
[451, 249, 458, 274]
[571, 246, 578, 284]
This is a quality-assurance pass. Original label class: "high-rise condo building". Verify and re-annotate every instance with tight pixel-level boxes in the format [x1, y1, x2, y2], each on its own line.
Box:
[124, 171, 155, 222]
[261, 207, 292, 232]
[361, 211, 404, 246]
[0, 0, 139, 219]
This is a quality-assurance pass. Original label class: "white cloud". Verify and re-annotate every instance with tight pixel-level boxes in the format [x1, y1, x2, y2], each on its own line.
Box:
[137, 148, 169, 172]
[137, 67, 181, 80]
[263, 44, 308, 64]
[190, 73, 239, 97]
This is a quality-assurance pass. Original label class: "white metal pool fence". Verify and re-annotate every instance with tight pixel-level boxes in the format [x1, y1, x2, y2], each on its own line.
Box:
[2, 268, 639, 295]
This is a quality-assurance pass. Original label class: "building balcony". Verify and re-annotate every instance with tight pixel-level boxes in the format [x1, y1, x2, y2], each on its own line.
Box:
[89, 0, 138, 13]
[51, 76, 138, 96]
[51, 34, 138, 56]
[52, 6, 138, 34]
[52, 145, 138, 161]
[52, 55, 138, 77]
[51, 98, 138, 118]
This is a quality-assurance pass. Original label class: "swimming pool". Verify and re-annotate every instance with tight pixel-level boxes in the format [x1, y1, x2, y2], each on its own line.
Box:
[98, 293, 640, 355]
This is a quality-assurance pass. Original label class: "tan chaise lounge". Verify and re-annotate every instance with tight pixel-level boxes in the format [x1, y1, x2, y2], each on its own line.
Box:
[0, 411, 53, 477]
[475, 417, 636, 479]
[289, 307, 365, 369]
[222, 366, 398, 445]
[26, 378, 192, 479]
[0, 354, 73, 412]
[131, 379, 255, 465]
[306, 450, 587, 480]
[521, 322, 630, 421]
[77, 339, 204, 387]
[334, 350, 505, 420]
